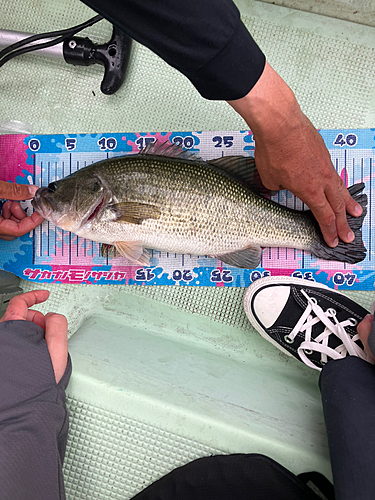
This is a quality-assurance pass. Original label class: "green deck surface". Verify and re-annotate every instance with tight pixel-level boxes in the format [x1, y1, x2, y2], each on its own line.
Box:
[1, 0, 375, 497]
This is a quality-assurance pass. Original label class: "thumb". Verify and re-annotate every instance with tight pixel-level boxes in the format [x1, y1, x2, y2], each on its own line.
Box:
[0, 181, 38, 201]
[44, 313, 68, 384]
[357, 314, 375, 363]
[357, 314, 373, 341]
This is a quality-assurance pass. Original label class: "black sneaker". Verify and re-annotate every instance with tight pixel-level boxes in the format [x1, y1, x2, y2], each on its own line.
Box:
[244, 276, 374, 371]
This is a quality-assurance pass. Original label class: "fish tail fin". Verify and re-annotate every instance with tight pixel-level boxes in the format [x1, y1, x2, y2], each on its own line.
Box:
[310, 183, 367, 264]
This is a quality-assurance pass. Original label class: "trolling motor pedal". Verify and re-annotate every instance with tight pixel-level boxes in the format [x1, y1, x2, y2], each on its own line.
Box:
[63, 26, 132, 95]
[0, 21, 132, 95]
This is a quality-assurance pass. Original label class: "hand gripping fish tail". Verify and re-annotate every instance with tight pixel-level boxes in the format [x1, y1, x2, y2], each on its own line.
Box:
[310, 183, 367, 264]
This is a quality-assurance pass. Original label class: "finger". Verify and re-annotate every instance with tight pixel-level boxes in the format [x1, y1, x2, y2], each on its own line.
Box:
[0, 290, 50, 322]
[30, 211, 45, 225]
[10, 216, 23, 223]
[0, 211, 44, 237]
[0, 181, 38, 201]
[357, 314, 375, 363]
[343, 185, 363, 218]
[9, 201, 28, 220]
[309, 200, 338, 248]
[357, 314, 373, 343]
[44, 313, 68, 384]
[26, 309, 46, 330]
[1, 201, 12, 219]
[325, 186, 354, 244]
[0, 234, 16, 241]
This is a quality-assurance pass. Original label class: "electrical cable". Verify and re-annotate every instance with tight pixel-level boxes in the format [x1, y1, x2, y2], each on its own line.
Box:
[0, 36, 67, 68]
[0, 14, 103, 69]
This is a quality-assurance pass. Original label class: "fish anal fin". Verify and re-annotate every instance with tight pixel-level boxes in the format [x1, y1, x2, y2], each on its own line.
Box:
[114, 241, 150, 266]
[112, 202, 161, 224]
[214, 246, 263, 269]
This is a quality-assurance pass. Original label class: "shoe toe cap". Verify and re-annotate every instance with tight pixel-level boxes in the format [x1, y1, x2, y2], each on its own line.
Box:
[252, 285, 291, 329]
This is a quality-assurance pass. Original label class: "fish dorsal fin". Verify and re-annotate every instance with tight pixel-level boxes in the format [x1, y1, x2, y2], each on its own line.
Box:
[139, 139, 203, 162]
[111, 201, 161, 224]
[139, 140, 275, 195]
[208, 156, 276, 196]
[208, 155, 257, 180]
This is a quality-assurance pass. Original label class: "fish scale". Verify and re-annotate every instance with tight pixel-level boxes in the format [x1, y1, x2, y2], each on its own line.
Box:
[32, 141, 367, 269]
[88, 156, 315, 251]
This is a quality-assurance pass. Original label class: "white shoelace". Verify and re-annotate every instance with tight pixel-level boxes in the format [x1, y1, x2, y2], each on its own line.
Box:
[285, 290, 374, 371]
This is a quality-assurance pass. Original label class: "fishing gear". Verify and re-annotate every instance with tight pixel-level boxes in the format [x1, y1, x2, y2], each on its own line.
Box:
[0, 16, 132, 94]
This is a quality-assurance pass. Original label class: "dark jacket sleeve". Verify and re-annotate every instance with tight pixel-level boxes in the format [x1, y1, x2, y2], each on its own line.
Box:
[0, 320, 72, 500]
[80, 0, 266, 100]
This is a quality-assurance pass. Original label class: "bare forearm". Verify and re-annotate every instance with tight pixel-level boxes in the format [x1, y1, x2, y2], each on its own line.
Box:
[228, 62, 362, 248]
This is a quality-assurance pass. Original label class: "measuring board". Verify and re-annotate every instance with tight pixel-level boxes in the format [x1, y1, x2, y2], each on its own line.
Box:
[0, 129, 374, 289]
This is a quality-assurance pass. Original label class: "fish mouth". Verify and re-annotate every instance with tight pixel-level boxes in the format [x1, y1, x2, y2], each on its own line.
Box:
[32, 187, 53, 218]
[86, 196, 105, 223]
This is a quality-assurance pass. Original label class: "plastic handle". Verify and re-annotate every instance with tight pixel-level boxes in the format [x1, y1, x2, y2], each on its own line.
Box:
[63, 26, 132, 95]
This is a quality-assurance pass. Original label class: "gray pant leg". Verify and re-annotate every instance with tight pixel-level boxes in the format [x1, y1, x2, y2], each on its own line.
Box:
[0, 320, 71, 500]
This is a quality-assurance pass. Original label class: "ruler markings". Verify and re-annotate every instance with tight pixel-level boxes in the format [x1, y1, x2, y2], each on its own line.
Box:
[28, 133, 374, 289]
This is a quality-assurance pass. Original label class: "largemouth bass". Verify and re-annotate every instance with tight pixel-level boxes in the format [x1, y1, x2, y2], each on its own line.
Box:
[32, 140, 367, 268]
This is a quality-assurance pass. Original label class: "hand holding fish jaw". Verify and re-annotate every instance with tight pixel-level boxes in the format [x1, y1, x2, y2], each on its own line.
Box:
[228, 62, 363, 249]
[0, 181, 44, 240]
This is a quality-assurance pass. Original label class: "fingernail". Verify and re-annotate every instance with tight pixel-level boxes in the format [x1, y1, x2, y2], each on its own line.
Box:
[365, 314, 374, 322]
[347, 230, 354, 242]
[332, 238, 338, 247]
[28, 185, 38, 197]
[354, 205, 362, 216]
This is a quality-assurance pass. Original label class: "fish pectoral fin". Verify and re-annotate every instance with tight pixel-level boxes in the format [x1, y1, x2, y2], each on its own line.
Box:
[215, 246, 263, 269]
[111, 202, 161, 224]
[115, 241, 150, 266]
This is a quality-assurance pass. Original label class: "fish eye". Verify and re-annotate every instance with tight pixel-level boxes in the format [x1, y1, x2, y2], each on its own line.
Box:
[48, 182, 58, 192]
[92, 180, 102, 193]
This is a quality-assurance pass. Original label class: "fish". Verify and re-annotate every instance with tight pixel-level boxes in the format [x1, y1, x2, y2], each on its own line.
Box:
[31, 140, 367, 269]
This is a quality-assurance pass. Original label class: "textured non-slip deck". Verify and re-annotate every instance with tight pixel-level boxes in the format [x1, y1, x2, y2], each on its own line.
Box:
[1, 0, 375, 497]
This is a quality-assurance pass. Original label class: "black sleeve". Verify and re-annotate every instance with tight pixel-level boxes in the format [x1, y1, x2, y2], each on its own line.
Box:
[0, 320, 72, 500]
[80, 0, 266, 100]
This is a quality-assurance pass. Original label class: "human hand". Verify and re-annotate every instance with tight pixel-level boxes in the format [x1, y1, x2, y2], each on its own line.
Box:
[357, 314, 375, 364]
[0, 290, 68, 383]
[228, 62, 363, 248]
[0, 181, 44, 240]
